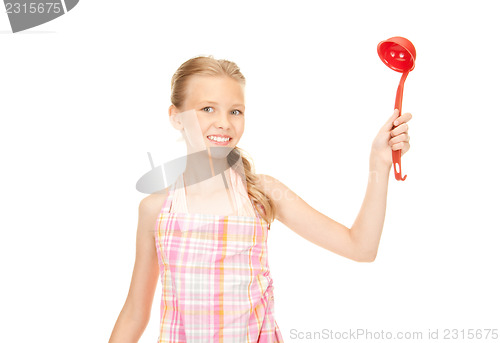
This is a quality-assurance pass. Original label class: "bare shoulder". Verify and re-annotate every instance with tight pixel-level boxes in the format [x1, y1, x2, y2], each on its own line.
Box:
[255, 174, 298, 221]
[138, 187, 171, 228]
[255, 174, 293, 197]
[255, 174, 281, 194]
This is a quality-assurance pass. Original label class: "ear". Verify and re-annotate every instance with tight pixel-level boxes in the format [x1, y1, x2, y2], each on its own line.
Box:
[169, 104, 183, 130]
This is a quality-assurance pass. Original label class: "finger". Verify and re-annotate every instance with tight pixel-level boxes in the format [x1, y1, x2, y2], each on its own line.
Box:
[389, 134, 409, 146]
[391, 141, 407, 151]
[401, 142, 410, 156]
[385, 109, 400, 129]
[390, 123, 409, 137]
[395, 112, 413, 126]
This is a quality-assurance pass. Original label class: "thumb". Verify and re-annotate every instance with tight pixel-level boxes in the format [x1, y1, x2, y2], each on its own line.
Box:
[384, 108, 400, 129]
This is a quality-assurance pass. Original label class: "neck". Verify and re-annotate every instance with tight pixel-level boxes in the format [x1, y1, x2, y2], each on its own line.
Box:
[182, 146, 234, 193]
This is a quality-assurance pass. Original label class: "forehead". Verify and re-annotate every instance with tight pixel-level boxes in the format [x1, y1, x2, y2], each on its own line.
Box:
[184, 75, 244, 104]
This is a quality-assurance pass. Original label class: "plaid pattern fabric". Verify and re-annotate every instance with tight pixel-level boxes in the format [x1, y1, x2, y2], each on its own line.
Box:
[155, 171, 284, 342]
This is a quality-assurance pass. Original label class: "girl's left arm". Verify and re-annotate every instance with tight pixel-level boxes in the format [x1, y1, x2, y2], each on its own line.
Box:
[259, 109, 411, 262]
[351, 109, 412, 260]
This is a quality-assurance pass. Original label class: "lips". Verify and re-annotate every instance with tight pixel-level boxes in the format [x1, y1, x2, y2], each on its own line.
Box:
[207, 135, 232, 146]
[207, 134, 232, 138]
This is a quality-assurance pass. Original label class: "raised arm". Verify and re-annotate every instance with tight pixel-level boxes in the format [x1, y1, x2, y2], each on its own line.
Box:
[257, 174, 369, 262]
[258, 109, 412, 263]
[351, 109, 411, 260]
[108, 191, 167, 342]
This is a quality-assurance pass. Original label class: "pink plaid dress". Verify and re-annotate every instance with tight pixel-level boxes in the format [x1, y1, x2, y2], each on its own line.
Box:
[155, 169, 284, 342]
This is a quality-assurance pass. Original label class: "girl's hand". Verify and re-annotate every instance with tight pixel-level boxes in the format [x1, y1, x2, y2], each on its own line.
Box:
[370, 109, 412, 168]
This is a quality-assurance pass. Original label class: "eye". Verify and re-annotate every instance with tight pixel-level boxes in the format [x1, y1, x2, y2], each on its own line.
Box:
[202, 106, 214, 113]
[231, 109, 243, 116]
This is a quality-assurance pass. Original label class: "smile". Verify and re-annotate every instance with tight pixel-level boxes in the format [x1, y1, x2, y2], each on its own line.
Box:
[207, 135, 232, 145]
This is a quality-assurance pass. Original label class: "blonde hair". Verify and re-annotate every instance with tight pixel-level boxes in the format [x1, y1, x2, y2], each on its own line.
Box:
[170, 55, 276, 227]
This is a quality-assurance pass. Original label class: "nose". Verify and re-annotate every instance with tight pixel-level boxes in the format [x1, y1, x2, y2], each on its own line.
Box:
[214, 112, 231, 129]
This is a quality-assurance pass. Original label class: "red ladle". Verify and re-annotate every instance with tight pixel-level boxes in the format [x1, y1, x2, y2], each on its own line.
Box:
[377, 36, 416, 181]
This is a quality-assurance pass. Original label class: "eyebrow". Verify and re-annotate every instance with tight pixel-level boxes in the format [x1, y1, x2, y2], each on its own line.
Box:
[198, 101, 245, 108]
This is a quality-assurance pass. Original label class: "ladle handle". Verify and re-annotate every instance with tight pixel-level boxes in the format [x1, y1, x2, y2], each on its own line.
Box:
[393, 71, 409, 181]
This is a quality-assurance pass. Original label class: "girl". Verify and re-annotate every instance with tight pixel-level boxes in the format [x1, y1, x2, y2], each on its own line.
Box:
[109, 55, 412, 343]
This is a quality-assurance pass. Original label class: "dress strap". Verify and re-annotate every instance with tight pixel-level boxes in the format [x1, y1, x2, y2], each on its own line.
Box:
[158, 177, 179, 215]
[161, 168, 264, 220]
[229, 166, 263, 219]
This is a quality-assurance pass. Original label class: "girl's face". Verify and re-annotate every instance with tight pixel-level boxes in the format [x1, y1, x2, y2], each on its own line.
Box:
[172, 75, 245, 150]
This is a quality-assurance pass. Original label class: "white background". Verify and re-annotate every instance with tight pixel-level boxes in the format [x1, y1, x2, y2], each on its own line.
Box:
[1, 1, 499, 342]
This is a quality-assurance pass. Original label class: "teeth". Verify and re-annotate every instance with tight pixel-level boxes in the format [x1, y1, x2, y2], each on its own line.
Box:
[208, 135, 230, 142]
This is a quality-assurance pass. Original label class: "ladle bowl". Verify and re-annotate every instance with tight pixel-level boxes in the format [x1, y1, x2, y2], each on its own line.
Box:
[377, 36, 416, 181]
[378, 37, 416, 73]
